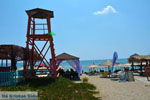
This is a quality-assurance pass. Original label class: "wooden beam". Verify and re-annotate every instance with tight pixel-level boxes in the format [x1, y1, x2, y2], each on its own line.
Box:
[131, 62, 134, 71]
[140, 62, 143, 75]
[6, 59, 8, 67]
[28, 35, 52, 41]
[2, 60, 3, 66]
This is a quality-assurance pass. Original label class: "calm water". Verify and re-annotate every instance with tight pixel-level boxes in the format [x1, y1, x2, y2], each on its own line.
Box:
[14, 58, 128, 72]
[60, 58, 128, 72]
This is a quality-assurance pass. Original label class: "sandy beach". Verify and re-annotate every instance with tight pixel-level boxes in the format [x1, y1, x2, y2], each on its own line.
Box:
[81, 74, 150, 100]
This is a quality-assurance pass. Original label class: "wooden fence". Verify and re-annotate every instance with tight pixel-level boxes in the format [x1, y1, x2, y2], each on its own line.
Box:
[0, 70, 24, 87]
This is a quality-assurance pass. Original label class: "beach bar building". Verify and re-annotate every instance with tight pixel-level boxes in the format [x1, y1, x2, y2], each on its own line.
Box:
[0, 45, 26, 71]
[0, 45, 25, 86]
[0, 45, 41, 70]
[128, 54, 150, 80]
[0, 45, 41, 86]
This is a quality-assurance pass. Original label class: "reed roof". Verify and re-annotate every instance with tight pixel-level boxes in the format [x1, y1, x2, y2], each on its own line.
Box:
[100, 60, 112, 66]
[86, 64, 99, 69]
[26, 8, 54, 18]
[128, 54, 150, 63]
[0, 45, 41, 61]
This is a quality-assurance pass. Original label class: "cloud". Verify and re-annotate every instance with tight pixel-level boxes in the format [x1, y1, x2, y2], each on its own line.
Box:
[93, 5, 118, 15]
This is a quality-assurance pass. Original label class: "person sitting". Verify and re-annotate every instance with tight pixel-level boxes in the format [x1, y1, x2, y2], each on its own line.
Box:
[74, 71, 80, 80]
[58, 68, 65, 77]
[11, 60, 17, 71]
[65, 69, 71, 79]
[100, 70, 104, 72]
[70, 68, 75, 80]
[124, 67, 135, 82]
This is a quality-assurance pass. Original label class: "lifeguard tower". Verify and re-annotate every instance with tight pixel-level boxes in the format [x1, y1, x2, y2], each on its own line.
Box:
[24, 8, 58, 78]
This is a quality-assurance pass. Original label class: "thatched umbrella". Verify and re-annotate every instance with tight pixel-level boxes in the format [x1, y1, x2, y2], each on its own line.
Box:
[99, 60, 121, 67]
[86, 64, 99, 72]
[117, 63, 131, 68]
[86, 64, 99, 69]
[98, 60, 121, 71]
[128, 54, 150, 63]
[0, 45, 25, 61]
[97, 65, 108, 68]
[128, 54, 150, 76]
[0, 44, 42, 61]
[100, 60, 112, 67]
[0, 44, 42, 71]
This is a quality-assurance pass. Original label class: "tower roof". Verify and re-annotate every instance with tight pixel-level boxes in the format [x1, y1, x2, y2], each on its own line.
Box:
[26, 8, 54, 18]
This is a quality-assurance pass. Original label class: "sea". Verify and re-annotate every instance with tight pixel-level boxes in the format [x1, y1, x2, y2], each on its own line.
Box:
[14, 58, 128, 72]
[58, 58, 128, 72]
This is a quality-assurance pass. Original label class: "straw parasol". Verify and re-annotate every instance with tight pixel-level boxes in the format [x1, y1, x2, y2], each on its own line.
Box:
[117, 63, 131, 68]
[128, 54, 150, 63]
[118, 63, 147, 68]
[0, 45, 25, 60]
[99, 60, 112, 67]
[97, 65, 108, 68]
[99, 60, 121, 67]
[0, 44, 42, 61]
[86, 64, 99, 69]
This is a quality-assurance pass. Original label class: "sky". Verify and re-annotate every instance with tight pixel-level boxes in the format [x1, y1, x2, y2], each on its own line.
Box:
[0, 0, 150, 60]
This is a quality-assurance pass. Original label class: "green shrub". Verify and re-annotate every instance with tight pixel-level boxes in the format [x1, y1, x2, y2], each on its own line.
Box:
[0, 77, 101, 100]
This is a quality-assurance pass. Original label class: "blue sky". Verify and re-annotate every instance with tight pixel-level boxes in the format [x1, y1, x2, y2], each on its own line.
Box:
[0, 0, 150, 60]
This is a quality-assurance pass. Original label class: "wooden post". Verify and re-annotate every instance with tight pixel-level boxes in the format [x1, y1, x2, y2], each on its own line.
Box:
[2, 59, 3, 66]
[140, 62, 143, 76]
[131, 62, 134, 71]
[47, 18, 57, 78]
[146, 60, 148, 66]
[6, 59, 8, 67]
[1, 60, 2, 66]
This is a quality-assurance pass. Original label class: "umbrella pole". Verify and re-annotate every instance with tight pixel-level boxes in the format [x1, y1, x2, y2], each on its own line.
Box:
[108, 66, 111, 78]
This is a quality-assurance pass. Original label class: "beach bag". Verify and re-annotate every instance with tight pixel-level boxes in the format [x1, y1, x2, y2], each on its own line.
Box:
[119, 73, 126, 82]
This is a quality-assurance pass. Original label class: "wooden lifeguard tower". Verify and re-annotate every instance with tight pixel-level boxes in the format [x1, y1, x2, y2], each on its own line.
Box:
[24, 8, 58, 78]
